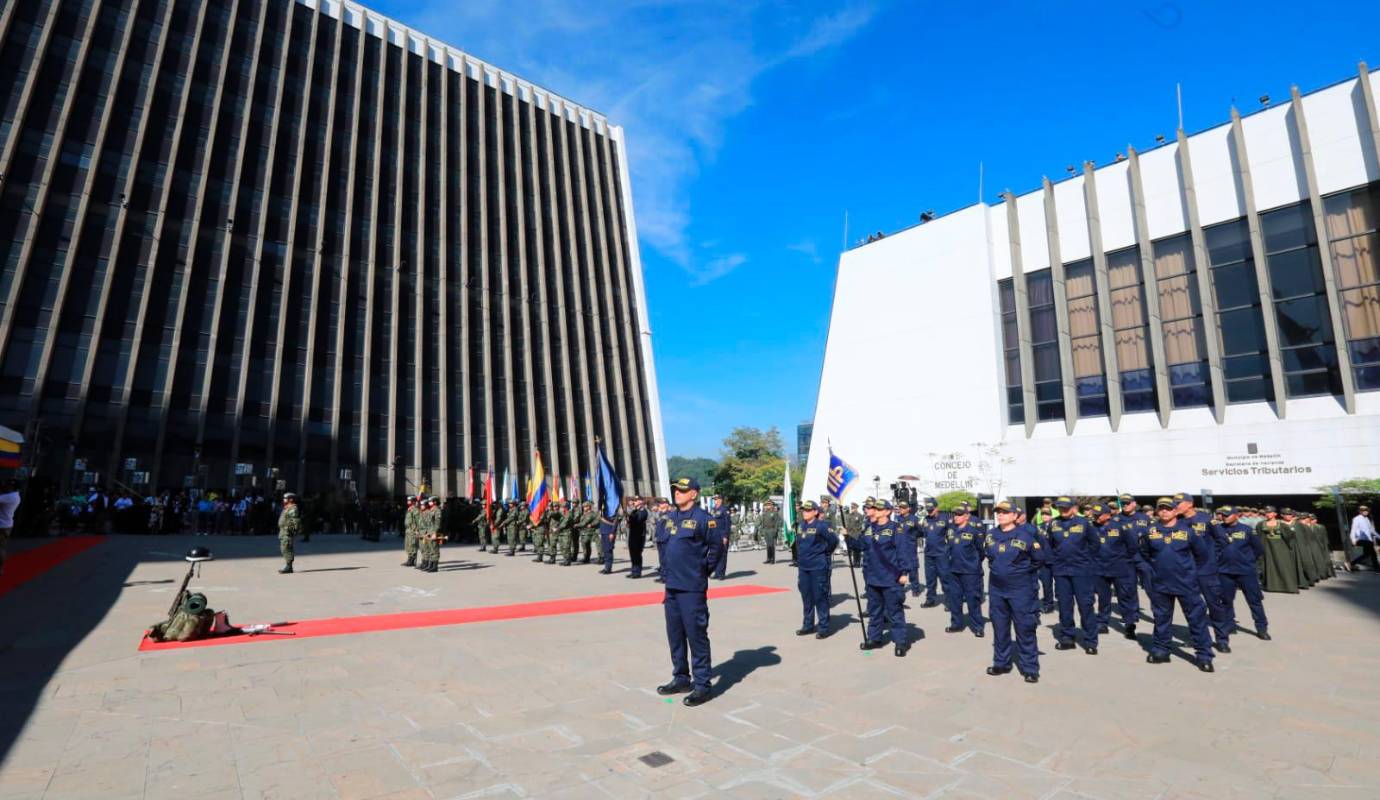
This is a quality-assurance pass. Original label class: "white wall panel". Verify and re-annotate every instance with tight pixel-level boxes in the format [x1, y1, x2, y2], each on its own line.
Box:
[988, 204, 1013, 280]
[1015, 192, 1049, 272]
[1305, 81, 1379, 195]
[1241, 105, 1306, 213]
[1188, 125, 1243, 226]
[1094, 160, 1137, 251]
[1053, 176, 1091, 262]
[1138, 144, 1187, 239]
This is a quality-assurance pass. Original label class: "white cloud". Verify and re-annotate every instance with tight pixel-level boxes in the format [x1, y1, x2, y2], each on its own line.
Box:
[787, 239, 821, 263]
[401, 0, 879, 284]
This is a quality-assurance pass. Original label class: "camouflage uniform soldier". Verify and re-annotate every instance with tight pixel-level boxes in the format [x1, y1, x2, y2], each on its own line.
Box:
[402, 495, 420, 566]
[578, 501, 598, 563]
[504, 502, 521, 555]
[278, 493, 301, 574]
[421, 497, 443, 572]
[416, 498, 433, 571]
[760, 501, 783, 564]
[555, 501, 576, 565]
[487, 503, 504, 553]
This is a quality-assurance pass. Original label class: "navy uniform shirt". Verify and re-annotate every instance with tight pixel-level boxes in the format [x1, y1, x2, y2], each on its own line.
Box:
[1140, 518, 1213, 596]
[921, 513, 949, 562]
[1046, 514, 1097, 577]
[943, 519, 986, 575]
[894, 512, 920, 569]
[1092, 517, 1138, 578]
[1214, 520, 1264, 575]
[1119, 509, 1151, 544]
[983, 524, 1047, 592]
[1181, 509, 1225, 576]
[795, 517, 839, 571]
[599, 514, 617, 537]
[663, 505, 722, 592]
[654, 513, 673, 544]
[843, 520, 905, 587]
[711, 505, 733, 543]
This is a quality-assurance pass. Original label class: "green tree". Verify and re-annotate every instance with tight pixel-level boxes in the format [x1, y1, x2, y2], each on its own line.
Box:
[1314, 478, 1380, 511]
[935, 490, 977, 513]
[712, 426, 787, 504]
[665, 456, 718, 493]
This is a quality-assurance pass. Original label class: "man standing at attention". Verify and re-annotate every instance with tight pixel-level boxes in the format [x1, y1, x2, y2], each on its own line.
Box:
[656, 478, 721, 707]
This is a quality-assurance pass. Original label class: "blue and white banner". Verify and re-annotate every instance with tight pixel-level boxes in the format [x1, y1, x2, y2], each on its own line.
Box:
[826, 447, 859, 502]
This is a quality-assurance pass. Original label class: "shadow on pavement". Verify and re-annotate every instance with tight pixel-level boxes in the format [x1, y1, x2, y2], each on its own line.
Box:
[713, 645, 781, 696]
[295, 566, 368, 573]
[437, 561, 494, 572]
[720, 570, 757, 580]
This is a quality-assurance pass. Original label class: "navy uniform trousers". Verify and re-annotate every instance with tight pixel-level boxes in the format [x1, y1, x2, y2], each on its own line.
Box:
[664, 589, 712, 690]
[1054, 575, 1098, 646]
[990, 582, 1039, 676]
[1149, 587, 1213, 662]
[1038, 565, 1055, 611]
[944, 572, 986, 633]
[1095, 573, 1139, 627]
[1218, 571, 1268, 635]
[713, 542, 728, 579]
[1197, 573, 1231, 645]
[923, 554, 942, 603]
[600, 532, 616, 571]
[865, 583, 906, 645]
[798, 568, 830, 630]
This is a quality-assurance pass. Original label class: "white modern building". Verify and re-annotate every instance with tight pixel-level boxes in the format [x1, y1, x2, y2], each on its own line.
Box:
[805, 64, 1380, 507]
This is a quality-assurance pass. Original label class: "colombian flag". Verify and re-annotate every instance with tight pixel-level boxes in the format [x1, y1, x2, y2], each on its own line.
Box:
[0, 438, 19, 470]
[527, 451, 550, 525]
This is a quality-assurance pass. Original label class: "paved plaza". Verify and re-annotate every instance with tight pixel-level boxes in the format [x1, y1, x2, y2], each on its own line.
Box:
[1, 534, 1378, 800]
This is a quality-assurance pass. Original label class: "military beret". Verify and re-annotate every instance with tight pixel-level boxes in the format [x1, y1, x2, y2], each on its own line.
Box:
[671, 476, 700, 492]
[1155, 497, 1174, 509]
[799, 500, 819, 511]
[993, 500, 1014, 513]
[1172, 492, 1193, 504]
[1054, 496, 1073, 509]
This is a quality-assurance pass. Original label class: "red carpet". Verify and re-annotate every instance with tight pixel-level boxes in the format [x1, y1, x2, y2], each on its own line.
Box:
[139, 583, 788, 651]
[0, 536, 106, 598]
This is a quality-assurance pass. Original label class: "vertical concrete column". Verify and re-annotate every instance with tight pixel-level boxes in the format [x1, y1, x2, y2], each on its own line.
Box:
[435, 54, 451, 495]
[1080, 164, 1125, 430]
[526, 93, 561, 484]
[476, 68, 495, 475]
[493, 77, 519, 479]
[1359, 63, 1380, 168]
[455, 57, 472, 487]
[1002, 192, 1039, 438]
[387, 36, 411, 492]
[1229, 107, 1289, 417]
[413, 43, 428, 487]
[572, 112, 614, 470]
[543, 98, 580, 485]
[1289, 85, 1357, 413]
[557, 103, 596, 479]
[1042, 178, 1079, 434]
[356, 21, 389, 497]
[1175, 129, 1228, 423]
[0, 0, 60, 178]
[510, 87, 538, 475]
[1124, 148, 1174, 427]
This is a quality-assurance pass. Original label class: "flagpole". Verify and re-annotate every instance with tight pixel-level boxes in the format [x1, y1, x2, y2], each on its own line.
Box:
[843, 536, 868, 646]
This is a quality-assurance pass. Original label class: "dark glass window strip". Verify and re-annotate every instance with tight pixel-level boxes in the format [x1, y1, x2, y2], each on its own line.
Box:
[1205, 218, 1274, 404]
[998, 279, 1023, 424]
[1152, 233, 1212, 408]
[1322, 183, 1380, 391]
[1260, 201, 1341, 398]
[1026, 269, 1064, 421]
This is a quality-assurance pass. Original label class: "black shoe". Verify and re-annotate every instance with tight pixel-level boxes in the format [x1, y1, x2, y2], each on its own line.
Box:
[1215, 642, 1231, 653]
[682, 689, 712, 707]
[279, 565, 293, 574]
[1258, 631, 1272, 641]
[973, 629, 985, 638]
[628, 572, 641, 579]
[1055, 641, 1075, 651]
[581, 558, 590, 565]
[894, 643, 910, 657]
[654, 577, 664, 582]
[656, 681, 692, 696]
[859, 640, 886, 651]
[1083, 646, 1098, 655]
[1123, 626, 1137, 640]
[986, 665, 1012, 676]
[1023, 673, 1039, 684]
[1196, 659, 1215, 673]
[1146, 653, 1171, 664]
[1041, 606, 1055, 615]
[505, 552, 514, 557]
[1099, 625, 1110, 634]
[401, 559, 415, 567]
[763, 560, 771, 565]
[815, 629, 831, 640]
[478, 546, 487, 553]
[944, 625, 963, 633]
[796, 627, 816, 636]
[921, 600, 939, 608]
[600, 568, 612, 574]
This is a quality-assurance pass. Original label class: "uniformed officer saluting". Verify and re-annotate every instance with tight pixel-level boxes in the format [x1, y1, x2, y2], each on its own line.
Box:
[984, 500, 1044, 683]
[656, 477, 723, 706]
[1212, 505, 1271, 644]
[1141, 497, 1215, 672]
[794, 500, 839, 639]
[842, 499, 911, 656]
[1046, 496, 1099, 654]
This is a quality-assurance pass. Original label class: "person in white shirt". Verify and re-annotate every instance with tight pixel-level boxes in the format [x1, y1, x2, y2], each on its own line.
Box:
[0, 480, 22, 576]
[1350, 505, 1377, 571]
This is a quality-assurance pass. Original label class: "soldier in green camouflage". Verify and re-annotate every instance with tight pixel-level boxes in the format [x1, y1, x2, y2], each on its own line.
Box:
[759, 500, 782, 564]
[486, 502, 504, 554]
[402, 495, 420, 566]
[278, 493, 301, 574]
[577, 501, 598, 564]
[420, 496, 444, 572]
[553, 501, 575, 565]
[501, 501, 519, 556]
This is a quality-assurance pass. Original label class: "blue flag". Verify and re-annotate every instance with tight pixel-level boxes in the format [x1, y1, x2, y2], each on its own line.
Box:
[826, 447, 858, 502]
[596, 442, 622, 518]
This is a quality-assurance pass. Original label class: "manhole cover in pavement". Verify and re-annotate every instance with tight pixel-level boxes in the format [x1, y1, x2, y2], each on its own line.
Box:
[638, 751, 674, 768]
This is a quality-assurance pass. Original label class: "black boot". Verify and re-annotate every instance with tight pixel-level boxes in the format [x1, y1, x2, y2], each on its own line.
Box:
[279, 564, 293, 574]
[402, 555, 415, 567]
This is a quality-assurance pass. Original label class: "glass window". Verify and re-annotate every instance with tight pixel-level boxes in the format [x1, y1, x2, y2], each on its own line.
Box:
[1323, 183, 1380, 390]
[1205, 218, 1274, 403]
[1065, 259, 1107, 416]
[998, 279, 1022, 424]
[1261, 201, 1340, 397]
[1026, 270, 1063, 421]
[1105, 247, 1157, 412]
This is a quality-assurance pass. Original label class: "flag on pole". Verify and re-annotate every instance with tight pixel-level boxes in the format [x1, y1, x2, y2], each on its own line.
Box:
[483, 468, 495, 523]
[826, 445, 859, 502]
[511, 473, 520, 504]
[783, 460, 795, 545]
[500, 468, 511, 502]
[465, 466, 474, 499]
[584, 472, 593, 504]
[595, 442, 622, 518]
[527, 451, 550, 524]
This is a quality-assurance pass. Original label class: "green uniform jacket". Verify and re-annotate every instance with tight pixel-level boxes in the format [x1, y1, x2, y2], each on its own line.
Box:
[759, 511, 782, 543]
[1258, 520, 1299, 593]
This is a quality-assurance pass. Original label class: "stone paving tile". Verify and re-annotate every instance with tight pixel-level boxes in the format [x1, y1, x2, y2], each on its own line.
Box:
[2, 536, 1380, 799]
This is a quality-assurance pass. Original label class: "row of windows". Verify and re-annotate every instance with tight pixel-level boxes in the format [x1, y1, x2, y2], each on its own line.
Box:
[1000, 181, 1380, 424]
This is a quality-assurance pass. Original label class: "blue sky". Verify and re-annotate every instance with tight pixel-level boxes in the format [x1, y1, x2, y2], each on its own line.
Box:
[378, 0, 1380, 458]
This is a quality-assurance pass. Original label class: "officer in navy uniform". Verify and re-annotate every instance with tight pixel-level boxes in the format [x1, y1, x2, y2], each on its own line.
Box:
[794, 500, 840, 639]
[920, 501, 947, 608]
[841, 499, 911, 655]
[656, 478, 722, 706]
[1090, 502, 1140, 640]
[942, 502, 987, 637]
[1046, 496, 1099, 654]
[654, 497, 672, 582]
[1141, 497, 1215, 672]
[710, 494, 732, 581]
[1175, 492, 1231, 652]
[598, 508, 618, 574]
[1117, 494, 1154, 600]
[984, 500, 1045, 683]
[1035, 508, 1056, 614]
[1213, 505, 1271, 644]
[894, 500, 922, 599]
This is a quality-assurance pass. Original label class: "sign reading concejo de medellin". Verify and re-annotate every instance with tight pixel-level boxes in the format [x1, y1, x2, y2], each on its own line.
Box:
[931, 457, 982, 491]
[1200, 449, 1313, 478]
